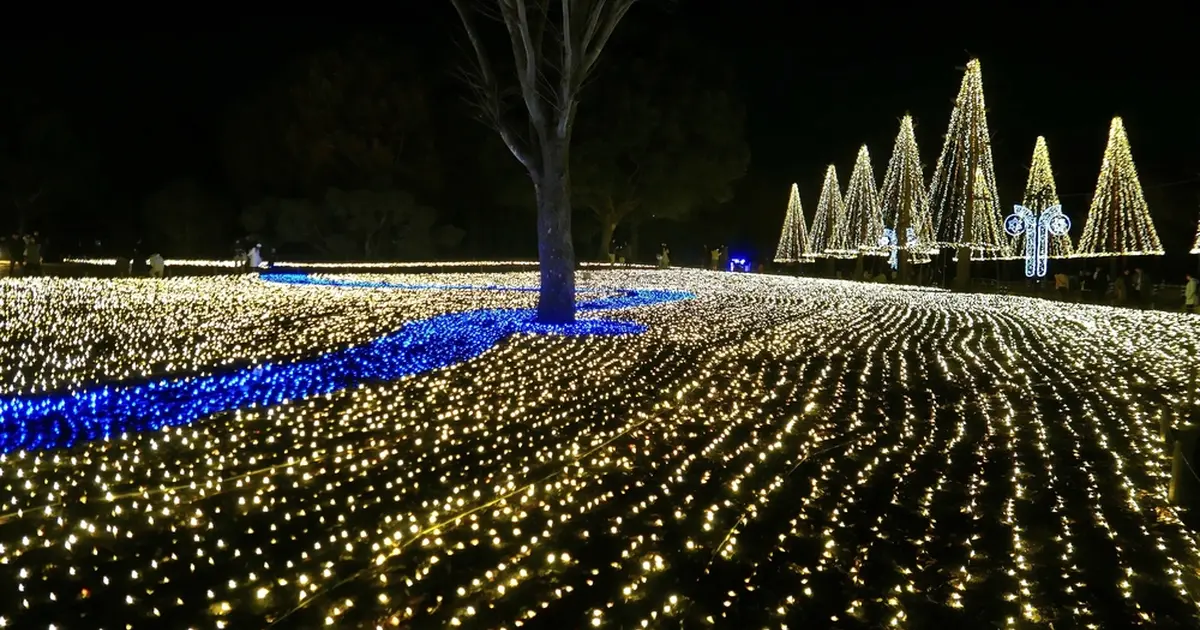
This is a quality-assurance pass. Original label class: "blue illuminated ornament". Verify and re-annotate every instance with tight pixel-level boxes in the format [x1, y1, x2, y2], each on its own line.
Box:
[878, 228, 920, 270]
[1005, 205, 1070, 278]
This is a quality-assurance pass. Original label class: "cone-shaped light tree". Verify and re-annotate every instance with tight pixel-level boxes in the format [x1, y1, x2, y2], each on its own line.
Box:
[1016, 136, 1074, 259]
[808, 165, 849, 259]
[929, 59, 1008, 289]
[1074, 117, 1164, 258]
[830, 145, 885, 280]
[774, 183, 811, 263]
[1191, 219, 1200, 255]
[880, 115, 936, 279]
[831, 145, 885, 255]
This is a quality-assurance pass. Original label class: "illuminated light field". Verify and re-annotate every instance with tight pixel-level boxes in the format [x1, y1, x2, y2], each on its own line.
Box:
[0, 270, 1199, 629]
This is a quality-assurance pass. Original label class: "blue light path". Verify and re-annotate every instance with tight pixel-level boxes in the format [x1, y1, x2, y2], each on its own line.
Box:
[0, 274, 693, 454]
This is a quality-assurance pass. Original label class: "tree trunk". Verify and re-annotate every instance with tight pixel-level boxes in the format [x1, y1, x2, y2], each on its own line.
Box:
[598, 216, 616, 261]
[628, 220, 641, 263]
[854, 254, 864, 280]
[534, 145, 576, 324]
[954, 246, 972, 291]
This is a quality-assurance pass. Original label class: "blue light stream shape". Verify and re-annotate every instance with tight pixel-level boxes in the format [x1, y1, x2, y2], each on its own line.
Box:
[0, 274, 692, 454]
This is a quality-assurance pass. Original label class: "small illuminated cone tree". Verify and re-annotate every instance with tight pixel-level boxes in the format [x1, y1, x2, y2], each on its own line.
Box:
[774, 183, 811, 263]
[1192, 219, 1200, 255]
[808, 165, 850, 263]
[1074, 117, 1164, 261]
[1014, 136, 1074, 260]
[929, 59, 1008, 289]
[831, 145, 885, 278]
[880, 115, 936, 281]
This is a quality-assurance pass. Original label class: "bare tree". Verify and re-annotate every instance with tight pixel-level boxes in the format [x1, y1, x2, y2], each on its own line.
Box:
[450, 0, 638, 324]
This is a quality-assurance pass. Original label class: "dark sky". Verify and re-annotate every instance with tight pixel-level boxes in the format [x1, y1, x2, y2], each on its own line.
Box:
[4, 4, 1198, 260]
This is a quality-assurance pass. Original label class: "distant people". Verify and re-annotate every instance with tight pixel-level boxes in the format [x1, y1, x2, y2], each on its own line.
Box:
[710, 246, 721, 271]
[23, 235, 41, 277]
[131, 240, 147, 276]
[719, 245, 729, 271]
[1114, 271, 1128, 304]
[1132, 265, 1142, 304]
[149, 253, 165, 278]
[656, 243, 670, 269]
[1186, 273, 1198, 314]
[1054, 272, 1069, 300]
[7, 234, 20, 275]
[1092, 266, 1108, 303]
[248, 244, 263, 271]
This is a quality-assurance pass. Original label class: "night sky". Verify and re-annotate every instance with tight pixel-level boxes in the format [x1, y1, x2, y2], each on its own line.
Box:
[4, 4, 1197, 264]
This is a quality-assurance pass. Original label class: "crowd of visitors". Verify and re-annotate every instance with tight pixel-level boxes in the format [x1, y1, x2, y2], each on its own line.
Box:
[1, 233, 45, 277]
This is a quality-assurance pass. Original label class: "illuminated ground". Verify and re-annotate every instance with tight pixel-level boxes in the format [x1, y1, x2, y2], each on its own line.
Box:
[1, 268, 1199, 629]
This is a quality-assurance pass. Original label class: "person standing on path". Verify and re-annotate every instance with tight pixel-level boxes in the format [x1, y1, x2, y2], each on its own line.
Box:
[1186, 273, 1198, 314]
[1131, 267, 1144, 306]
[149, 253, 165, 278]
[23, 235, 41, 277]
[8, 234, 22, 275]
[248, 244, 263, 271]
[1054, 272, 1069, 300]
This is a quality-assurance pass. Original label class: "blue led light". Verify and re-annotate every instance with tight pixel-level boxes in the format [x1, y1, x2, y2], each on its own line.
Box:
[0, 274, 693, 454]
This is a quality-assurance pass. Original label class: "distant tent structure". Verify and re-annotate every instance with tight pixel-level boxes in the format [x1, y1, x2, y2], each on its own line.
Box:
[773, 183, 811, 263]
[1073, 117, 1164, 258]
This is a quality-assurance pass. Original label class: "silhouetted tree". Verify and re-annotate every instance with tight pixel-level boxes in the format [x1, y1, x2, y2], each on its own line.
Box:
[222, 35, 439, 201]
[242, 188, 458, 260]
[142, 178, 231, 256]
[0, 91, 98, 234]
[450, 0, 638, 324]
[572, 31, 750, 259]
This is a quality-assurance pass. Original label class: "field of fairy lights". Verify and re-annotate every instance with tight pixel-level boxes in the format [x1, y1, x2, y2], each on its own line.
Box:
[1, 267, 1199, 628]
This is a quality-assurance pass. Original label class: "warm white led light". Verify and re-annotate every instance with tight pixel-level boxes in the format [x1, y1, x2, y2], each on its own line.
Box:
[0, 267, 1196, 628]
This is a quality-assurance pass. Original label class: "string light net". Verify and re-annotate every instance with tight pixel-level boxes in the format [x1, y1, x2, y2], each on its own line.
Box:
[1013, 136, 1075, 259]
[880, 115, 937, 258]
[774, 183, 812, 263]
[929, 59, 1008, 259]
[808, 165, 853, 259]
[1073, 117, 1164, 258]
[829, 145, 886, 256]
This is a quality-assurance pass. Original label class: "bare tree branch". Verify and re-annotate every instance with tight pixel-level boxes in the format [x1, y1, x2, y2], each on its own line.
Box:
[451, 0, 638, 173]
[580, 0, 635, 78]
[500, 1, 552, 147]
[449, 0, 539, 174]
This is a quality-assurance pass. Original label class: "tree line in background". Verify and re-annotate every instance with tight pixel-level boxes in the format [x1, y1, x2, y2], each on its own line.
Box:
[0, 25, 749, 264]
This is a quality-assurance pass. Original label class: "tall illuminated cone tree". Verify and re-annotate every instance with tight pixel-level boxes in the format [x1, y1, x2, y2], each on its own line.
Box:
[808, 165, 849, 261]
[928, 59, 1008, 289]
[831, 145, 885, 279]
[1192, 219, 1200, 255]
[774, 183, 811, 263]
[1074, 117, 1164, 259]
[880, 115, 936, 281]
[1015, 136, 1074, 259]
